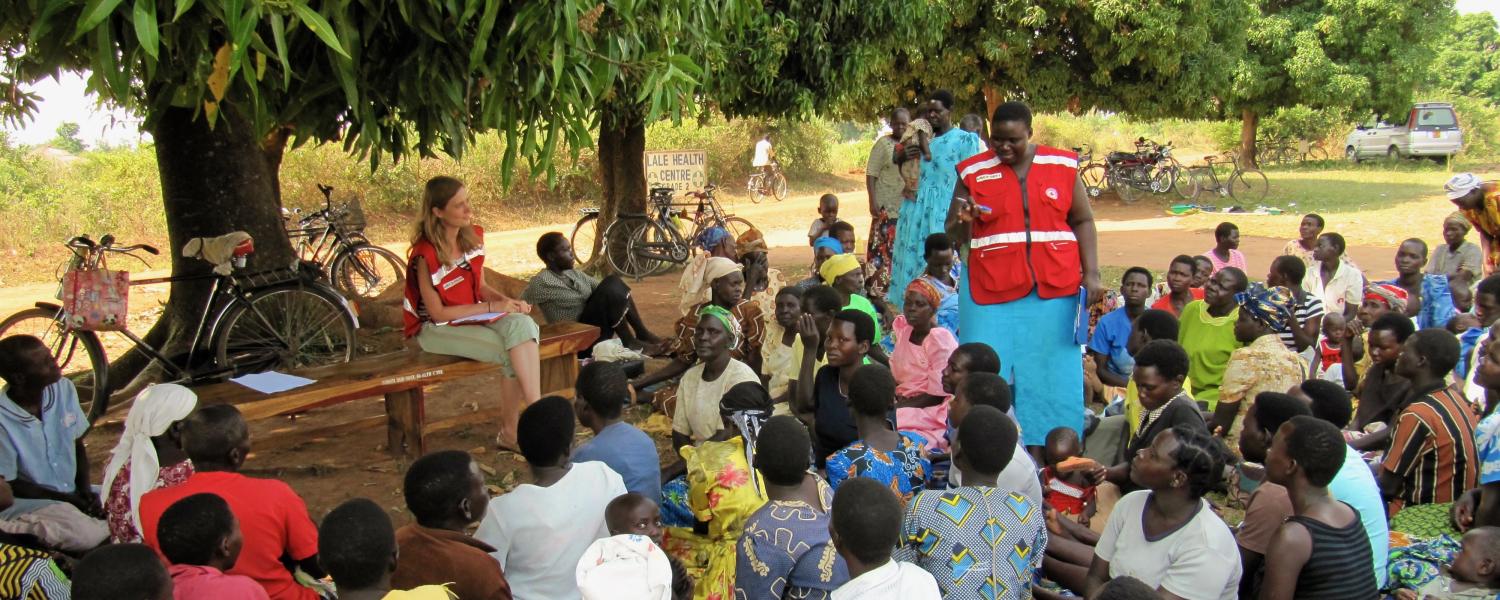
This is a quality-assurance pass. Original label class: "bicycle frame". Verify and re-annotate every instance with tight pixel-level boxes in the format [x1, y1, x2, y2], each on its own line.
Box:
[103, 270, 285, 382]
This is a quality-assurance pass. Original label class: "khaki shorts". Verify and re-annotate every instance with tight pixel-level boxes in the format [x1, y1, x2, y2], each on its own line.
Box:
[416, 314, 540, 377]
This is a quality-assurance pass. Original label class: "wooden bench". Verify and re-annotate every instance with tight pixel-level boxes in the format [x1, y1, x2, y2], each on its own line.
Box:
[192, 321, 599, 456]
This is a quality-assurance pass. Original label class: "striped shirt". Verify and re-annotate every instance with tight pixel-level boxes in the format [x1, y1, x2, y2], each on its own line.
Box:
[1382, 387, 1480, 510]
[0, 544, 69, 599]
[1284, 508, 1380, 599]
[1278, 292, 1325, 353]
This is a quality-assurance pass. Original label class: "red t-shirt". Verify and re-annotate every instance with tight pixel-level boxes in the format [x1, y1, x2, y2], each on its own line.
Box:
[1150, 288, 1204, 316]
[139, 471, 320, 600]
[1040, 466, 1096, 516]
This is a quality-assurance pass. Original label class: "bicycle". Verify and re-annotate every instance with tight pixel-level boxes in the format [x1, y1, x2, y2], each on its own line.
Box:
[284, 184, 407, 301]
[1184, 152, 1269, 204]
[1102, 138, 1181, 204]
[747, 161, 788, 203]
[0, 233, 359, 423]
[598, 185, 755, 279]
[1074, 145, 1109, 199]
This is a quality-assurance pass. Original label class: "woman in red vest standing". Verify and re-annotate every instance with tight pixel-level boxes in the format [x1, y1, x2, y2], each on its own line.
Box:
[403, 176, 541, 449]
[946, 101, 1103, 456]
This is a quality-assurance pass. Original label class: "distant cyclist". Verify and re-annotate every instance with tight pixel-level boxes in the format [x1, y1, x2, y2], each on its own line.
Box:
[752, 132, 776, 182]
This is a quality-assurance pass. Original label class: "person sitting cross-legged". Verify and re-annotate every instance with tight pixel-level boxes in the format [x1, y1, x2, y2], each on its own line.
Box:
[321, 497, 454, 600]
[0, 335, 109, 552]
[157, 493, 269, 600]
[72, 543, 173, 600]
[390, 449, 511, 600]
[573, 362, 661, 500]
[897, 405, 1046, 599]
[828, 478, 940, 599]
[1258, 416, 1380, 599]
[476, 397, 624, 600]
[734, 416, 848, 598]
[138, 405, 323, 600]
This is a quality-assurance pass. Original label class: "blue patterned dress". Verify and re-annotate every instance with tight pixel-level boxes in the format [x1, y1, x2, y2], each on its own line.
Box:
[896, 487, 1046, 600]
[825, 432, 931, 503]
[887, 127, 984, 311]
[733, 477, 849, 599]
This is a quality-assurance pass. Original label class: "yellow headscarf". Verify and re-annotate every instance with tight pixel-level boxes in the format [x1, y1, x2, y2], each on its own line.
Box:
[819, 253, 860, 283]
[382, 585, 457, 600]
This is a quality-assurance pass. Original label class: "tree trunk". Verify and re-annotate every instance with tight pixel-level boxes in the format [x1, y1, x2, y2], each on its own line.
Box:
[982, 84, 1003, 121]
[594, 106, 647, 275]
[108, 103, 294, 395]
[1239, 108, 1260, 169]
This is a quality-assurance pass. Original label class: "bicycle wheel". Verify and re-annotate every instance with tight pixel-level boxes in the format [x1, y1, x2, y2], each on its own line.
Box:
[1304, 146, 1328, 162]
[0, 307, 108, 423]
[330, 244, 406, 301]
[1229, 169, 1269, 204]
[721, 216, 754, 240]
[604, 217, 662, 279]
[1080, 165, 1107, 198]
[624, 219, 678, 279]
[1149, 165, 1175, 194]
[771, 172, 788, 201]
[748, 176, 766, 204]
[570, 212, 599, 268]
[213, 284, 356, 376]
[1111, 172, 1138, 204]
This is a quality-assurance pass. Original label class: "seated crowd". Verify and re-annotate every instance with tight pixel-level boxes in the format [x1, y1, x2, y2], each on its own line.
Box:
[9, 173, 1500, 600]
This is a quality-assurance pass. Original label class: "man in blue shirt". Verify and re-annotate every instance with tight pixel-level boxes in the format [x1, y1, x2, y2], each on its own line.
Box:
[0, 335, 97, 518]
[1089, 267, 1152, 390]
[572, 361, 661, 500]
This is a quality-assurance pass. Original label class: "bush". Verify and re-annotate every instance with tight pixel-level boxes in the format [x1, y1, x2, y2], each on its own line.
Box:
[1452, 95, 1500, 160]
[646, 115, 836, 184]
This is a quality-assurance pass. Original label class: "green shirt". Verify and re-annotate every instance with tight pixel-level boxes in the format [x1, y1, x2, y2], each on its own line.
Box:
[845, 293, 884, 342]
[1177, 300, 1242, 410]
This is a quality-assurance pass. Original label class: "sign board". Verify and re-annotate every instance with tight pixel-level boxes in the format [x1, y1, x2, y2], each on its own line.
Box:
[644, 150, 707, 194]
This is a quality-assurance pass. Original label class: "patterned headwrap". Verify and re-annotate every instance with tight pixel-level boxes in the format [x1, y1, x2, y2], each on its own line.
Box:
[697, 303, 742, 347]
[820, 253, 861, 283]
[1445, 211, 1472, 233]
[736, 228, 768, 257]
[812, 235, 844, 255]
[1364, 282, 1410, 313]
[696, 226, 731, 252]
[720, 381, 773, 490]
[1234, 283, 1295, 332]
[906, 278, 944, 309]
[1447, 173, 1484, 201]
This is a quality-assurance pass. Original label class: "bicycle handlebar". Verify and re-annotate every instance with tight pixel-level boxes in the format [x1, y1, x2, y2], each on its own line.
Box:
[65, 235, 159, 255]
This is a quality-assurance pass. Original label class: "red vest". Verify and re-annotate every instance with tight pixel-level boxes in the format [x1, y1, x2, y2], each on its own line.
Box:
[959, 146, 1081, 304]
[403, 226, 486, 337]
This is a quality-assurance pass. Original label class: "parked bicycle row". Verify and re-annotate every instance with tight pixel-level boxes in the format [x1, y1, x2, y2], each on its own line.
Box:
[1076, 138, 1269, 205]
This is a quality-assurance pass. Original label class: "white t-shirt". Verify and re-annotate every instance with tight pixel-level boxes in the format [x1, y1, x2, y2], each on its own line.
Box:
[475, 461, 627, 600]
[1304, 260, 1363, 317]
[1095, 490, 1242, 600]
[949, 443, 1044, 509]
[752, 139, 773, 167]
[831, 559, 940, 600]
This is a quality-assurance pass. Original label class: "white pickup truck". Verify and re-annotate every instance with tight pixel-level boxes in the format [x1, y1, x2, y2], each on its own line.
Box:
[1344, 102, 1464, 162]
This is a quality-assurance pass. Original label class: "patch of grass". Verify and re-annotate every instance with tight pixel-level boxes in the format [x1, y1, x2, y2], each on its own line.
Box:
[1177, 164, 1497, 248]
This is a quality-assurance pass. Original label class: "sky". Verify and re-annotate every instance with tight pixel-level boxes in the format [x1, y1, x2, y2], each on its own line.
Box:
[5, 1, 1498, 149]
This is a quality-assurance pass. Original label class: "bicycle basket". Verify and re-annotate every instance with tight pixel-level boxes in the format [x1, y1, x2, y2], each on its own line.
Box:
[332, 197, 368, 232]
[61, 263, 130, 331]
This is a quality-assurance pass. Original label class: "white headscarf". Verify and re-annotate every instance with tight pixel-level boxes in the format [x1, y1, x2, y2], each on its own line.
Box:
[1447, 173, 1483, 201]
[99, 384, 198, 538]
[576, 534, 673, 600]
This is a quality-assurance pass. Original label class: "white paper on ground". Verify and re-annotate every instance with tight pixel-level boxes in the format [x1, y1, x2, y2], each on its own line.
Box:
[230, 371, 317, 394]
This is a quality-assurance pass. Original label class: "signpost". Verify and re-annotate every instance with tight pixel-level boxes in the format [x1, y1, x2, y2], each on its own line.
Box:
[644, 150, 707, 194]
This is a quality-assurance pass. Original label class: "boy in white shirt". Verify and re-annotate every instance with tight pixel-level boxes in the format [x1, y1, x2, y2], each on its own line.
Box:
[475, 396, 626, 600]
[829, 478, 939, 600]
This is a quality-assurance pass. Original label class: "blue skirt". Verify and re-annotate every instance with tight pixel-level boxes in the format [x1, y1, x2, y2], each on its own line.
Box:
[958, 275, 1084, 447]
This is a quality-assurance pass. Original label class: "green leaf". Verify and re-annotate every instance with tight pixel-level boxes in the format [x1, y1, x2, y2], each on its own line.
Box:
[131, 0, 159, 59]
[268, 13, 291, 86]
[74, 0, 128, 39]
[172, 0, 196, 21]
[291, 1, 351, 59]
[469, 0, 501, 68]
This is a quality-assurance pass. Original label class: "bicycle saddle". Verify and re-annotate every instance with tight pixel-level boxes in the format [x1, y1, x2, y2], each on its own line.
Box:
[183, 232, 253, 276]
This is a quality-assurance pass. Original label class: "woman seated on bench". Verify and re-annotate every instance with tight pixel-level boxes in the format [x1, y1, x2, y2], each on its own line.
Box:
[522, 232, 662, 354]
[403, 176, 541, 449]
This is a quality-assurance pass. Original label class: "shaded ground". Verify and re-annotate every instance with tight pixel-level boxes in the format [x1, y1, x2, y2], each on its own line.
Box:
[69, 177, 1424, 526]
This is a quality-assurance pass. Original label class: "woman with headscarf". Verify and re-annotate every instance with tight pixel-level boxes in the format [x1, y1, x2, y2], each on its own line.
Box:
[660, 381, 771, 600]
[668, 307, 761, 456]
[633, 258, 765, 407]
[677, 227, 739, 316]
[101, 384, 198, 543]
[820, 253, 884, 345]
[892, 278, 959, 451]
[1212, 284, 1306, 436]
[1448, 173, 1500, 276]
[792, 237, 844, 292]
[1429, 212, 1484, 281]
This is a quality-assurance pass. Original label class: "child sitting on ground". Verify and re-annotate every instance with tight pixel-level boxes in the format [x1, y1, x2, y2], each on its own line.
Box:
[808, 194, 839, 246]
[581, 493, 692, 600]
[1039, 427, 1098, 526]
[1396, 526, 1500, 600]
[1314, 312, 1349, 386]
[896, 117, 933, 201]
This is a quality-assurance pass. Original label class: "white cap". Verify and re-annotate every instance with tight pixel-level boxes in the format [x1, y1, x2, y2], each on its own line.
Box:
[1446, 173, 1483, 201]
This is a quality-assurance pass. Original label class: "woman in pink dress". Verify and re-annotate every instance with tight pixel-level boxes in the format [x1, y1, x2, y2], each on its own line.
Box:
[1205, 221, 1248, 274]
[101, 384, 198, 543]
[892, 279, 959, 451]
